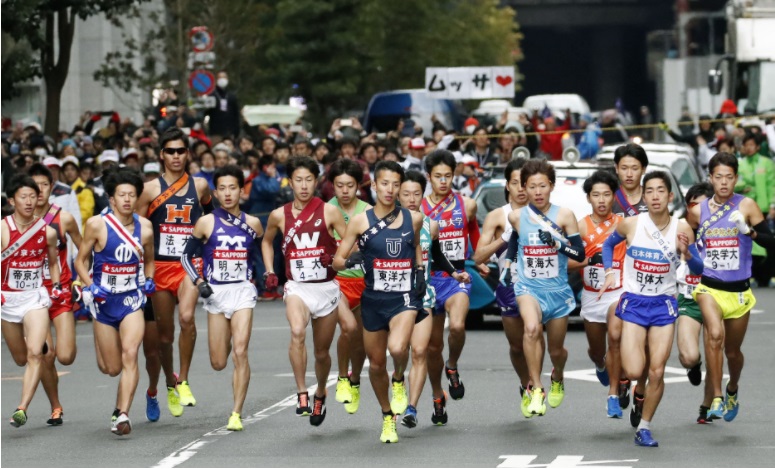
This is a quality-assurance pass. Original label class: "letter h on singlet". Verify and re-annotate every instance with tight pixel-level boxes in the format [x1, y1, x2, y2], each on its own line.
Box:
[166, 205, 192, 223]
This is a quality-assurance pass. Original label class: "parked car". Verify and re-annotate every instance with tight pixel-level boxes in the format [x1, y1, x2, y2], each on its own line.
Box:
[471, 99, 530, 128]
[522, 93, 591, 117]
[362, 89, 467, 136]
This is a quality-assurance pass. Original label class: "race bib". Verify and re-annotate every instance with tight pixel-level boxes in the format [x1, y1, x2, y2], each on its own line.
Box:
[681, 273, 701, 297]
[100, 263, 138, 293]
[212, 249, 249, 282]
[632, 259, 670, 295]
[373, 258, 412, 292]
[522, 245, 559, 279]
[704, 237, 740, 271]
[584, 264, 621, 291]
[7, 260, 43, 290]
[439, 229, 465, 261]
[289, 247, 328, 282]
[158, 224, 193, 257]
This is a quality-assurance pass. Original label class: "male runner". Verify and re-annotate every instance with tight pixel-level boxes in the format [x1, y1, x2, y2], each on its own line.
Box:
[182, 165, 263, 431]
[29, 163, 82, 426]
[421, 150, 485, 421]
[687, 152, 775, 421]
[504, 159, 585, 417]
[136, 127, 212, 417]
[399, 170, 468, 427]
[74, 168, 156, 435]
[333, 161, 425, 443]
[2, 175, 61, 427]
[261, 156, 346, 426]
[599, 171, 700, 447]
[327, 159, 368, 414]
[472, 158, 532, 417]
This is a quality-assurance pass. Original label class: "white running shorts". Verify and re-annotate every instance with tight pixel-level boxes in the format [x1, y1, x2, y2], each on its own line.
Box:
[203, 281, 258, 319]
[580, 288, 623, 324]
[283, 280, 340, 319]
[1, 287, 51, 323]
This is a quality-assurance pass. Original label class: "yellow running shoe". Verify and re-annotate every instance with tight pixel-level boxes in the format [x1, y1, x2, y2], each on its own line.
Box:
[227, 412, 243, 431]
[528, 388, 546, 416]
[390, 379, 408, 414]
[177, 381, 197, 407]
[345, 384, 361, 414]
[336, 377, 352, 403]
[521, 388, 532, 418]
[548, 379, 565, 408]
[167, 387, 184, 417]
[380, 414, 398, 443]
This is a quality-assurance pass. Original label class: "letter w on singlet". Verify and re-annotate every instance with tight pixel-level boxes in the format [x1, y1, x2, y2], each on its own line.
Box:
[293, 232, 319, 249]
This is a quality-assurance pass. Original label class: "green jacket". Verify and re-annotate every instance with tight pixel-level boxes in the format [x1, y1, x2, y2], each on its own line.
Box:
[735, 153, 775, 213]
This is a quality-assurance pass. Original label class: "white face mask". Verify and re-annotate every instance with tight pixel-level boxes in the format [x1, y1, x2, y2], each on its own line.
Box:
[466, 125, 476, 134]
[217, 78, 228, 89]
[243, 169, 251, 179]
[35, 148, 47, 157]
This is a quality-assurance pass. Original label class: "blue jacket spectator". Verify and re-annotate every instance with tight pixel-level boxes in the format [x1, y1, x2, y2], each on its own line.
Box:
[248, 156, 280, 226]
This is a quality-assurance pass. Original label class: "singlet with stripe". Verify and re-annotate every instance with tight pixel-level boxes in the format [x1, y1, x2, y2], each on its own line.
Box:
[203, 212, 255, 285]
[515, 204, 568, 289]
[422, 192, 468, 273]
[581, 214, 625, 292]
[622, 214, 678, 297]
[697, 193, 752, 283]
[283, 198, 338, 283]
[92, 214, 144, 294]
[1, 217, 47, 292]
[329, 197, 368, 278]
[612, 189, 648, 218]
[42, 206, 73, 286]
[361, 208, 415, 293]
[148, 176, 203, 261]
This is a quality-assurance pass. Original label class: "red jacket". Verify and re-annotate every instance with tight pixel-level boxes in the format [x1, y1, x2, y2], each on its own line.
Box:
[533, 117, 570, 160]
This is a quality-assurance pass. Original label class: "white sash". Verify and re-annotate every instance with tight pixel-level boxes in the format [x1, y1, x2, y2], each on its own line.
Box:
[526, 206, 569, 244]
[1, 217, 47, 261]
[641, 215, 680, 270]
[104, 213, 143, 258]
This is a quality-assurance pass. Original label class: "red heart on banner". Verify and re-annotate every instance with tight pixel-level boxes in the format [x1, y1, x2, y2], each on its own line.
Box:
[496, 75, 513, 87]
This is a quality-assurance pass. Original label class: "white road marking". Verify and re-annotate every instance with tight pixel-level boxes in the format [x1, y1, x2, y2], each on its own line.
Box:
[548, 367, 728, 385]
[497, 455, 638, 468]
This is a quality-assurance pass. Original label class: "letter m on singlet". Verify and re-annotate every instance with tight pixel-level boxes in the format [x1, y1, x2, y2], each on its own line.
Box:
[165, 205, 192, 223]
[293, 232, 319, 249]
[217, 235, 246, 249]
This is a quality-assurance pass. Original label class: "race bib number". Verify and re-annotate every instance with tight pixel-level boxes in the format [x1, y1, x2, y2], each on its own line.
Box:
[633, 259, 670, 295]
[439, 229, 465, 261]
[681, 274, 701, 297]
[704, 237, 739, 271]
[212, 249, 249, 282]
[584, 265, 621, 291]
[7, 260, 43, 290]
[100, 263, 138, 293]
[523, 245, 559, 279]
[373, 258, 411, 292]
[158, 224, 193, 257]
[289, 248, 328, 282]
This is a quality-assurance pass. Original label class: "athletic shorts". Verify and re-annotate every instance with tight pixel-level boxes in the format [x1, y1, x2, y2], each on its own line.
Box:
[46, 285, 73, 320]
[337, 275, 365, 310]
[423, 284, 436, 311]
[495, 283, 519, 318]
[144, 300, 155, 322]
[615, 292, 677, 328]
[692, 283, 755, 321]
[360, 289, 425, 332]
[431, 273, 472, 315]
[1, 288, 51, 323]
[284, 280, 340, 320]
[677, 293, 702, 324]
[204, 281, 258, 319]
[155, 259, 202, 295]
[514, 284, 575, 324]
[581, 288, 622, 324]
[90, 290, 146, 330]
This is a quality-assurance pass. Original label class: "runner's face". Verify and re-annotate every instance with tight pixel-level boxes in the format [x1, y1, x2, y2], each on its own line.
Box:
[399, 181, 423, 211]
[508, 169, 527, 205]
[290, 168, 316, 202]
[429, 163, 454, 196]
[587, 182, 614, 218]
[110, 184, 138, 216]
[373, 170, 401, 206]
[31, 175, 52, 207]
[709, 164, 737, 199]
[333, 174, 358, 207]
[643, 178, 672, 214]
[525, 173, 553, 208]
[161, 139, 188, 172]
[11, 187, 38, 218]
[616, 156, 645, 192]
[215, 175, 241, 210]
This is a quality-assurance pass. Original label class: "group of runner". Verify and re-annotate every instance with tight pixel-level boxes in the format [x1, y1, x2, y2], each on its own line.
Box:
[3, 132, 772, 446]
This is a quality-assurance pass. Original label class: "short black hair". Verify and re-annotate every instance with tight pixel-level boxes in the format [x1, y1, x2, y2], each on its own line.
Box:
[276, 142, 290, 151]
[520, 159, 556, 186]
[258, 155, 274, 171]
[685, 182, 714, 202]
[403, 170, 427, 194]
[504, 158, 527, 198]
[104, 167, 144, 198]
[7, 174, 40, 198]
[708, 151, 738, 175]
[642, 171, 672, 193]
[742, 131, 760, 146]
[322, 152, 339, 166]
[375, 160, 405, 183]
[214, 164, 245, 188]
[424, 149, 456, 173]
[583, 169, 619, 195]
[613, 143, 649, 167]
[327, 158, 363, 184]
[159, 127, 189, 149]
[27, 163, 53, 184]
[359, 142, 376, 156]
[287, 156, 320, 178]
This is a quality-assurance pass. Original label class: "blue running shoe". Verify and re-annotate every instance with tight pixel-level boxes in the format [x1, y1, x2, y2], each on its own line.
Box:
[723, 389, 739, 422]
[634, 429, 658, 447]
[708, 397, 724, 420]
[146, 391, 160, 422]
[596, 367, 610, 387]
[607, 395, 623, 418]
[401, 405, 418, 428]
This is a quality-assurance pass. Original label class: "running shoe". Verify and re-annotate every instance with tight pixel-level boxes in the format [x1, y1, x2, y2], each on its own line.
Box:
[707, 397, 724, 420]
[177, 380, 197, 407]
[309, 394, 326, 426]
[618, 379, 631, 409]
[112, 413, 132, 436]
[9, 408, 27, 428]
[227, 412, 243, 431]
[723, 388, 739, 422]
[146, 391, 160, 422]
[336, 377, 352, 404]
[548, 375, 565, 408]
[629, 395, 644, 428]
[687, 362, 702, 387]
[634, 429, 658, 447]
[697, 405, 713, 424]
[390, 378, 408, 414]
[296, 392, 311, 417]
[596, 366, 610, 387]
[47, 408, 63, 426]
[344, 384, 360, 414]
[431, 394, 448, 426]
[445, 365, 465, 400]
[111, 408, 120, 426]
[528, 388, 546, 416]
[401, 405, 418, 428]
[607, 395, 623, 419]
[520, 388, 531, 418]
[167, 386, 184, 417]
[380, 413, 398, 443]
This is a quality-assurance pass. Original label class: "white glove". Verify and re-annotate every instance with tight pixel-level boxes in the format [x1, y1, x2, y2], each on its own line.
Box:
[438, 134, 456, 150]
[501, 226, 513, 243]
[729, 210, 750, 235]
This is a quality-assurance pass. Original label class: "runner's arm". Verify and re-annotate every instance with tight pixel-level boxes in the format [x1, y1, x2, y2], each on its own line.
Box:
[46, 226, 61, 286]
[182, 216, 210, 284]
[261, 209, 281, 273]
[742, 198, 775, 248]
[141, 218, 155, 280]
[412, 211, 425, 269]
[566, 217, 588, 271]
[602, 227, 627, 270]
[472, 209, 505, 265]
[326, 204, 348, 246]
[333, 212, 365, 271]
[196, 177, 214, 214]
[464, 197, 481, 251]
[74, 217, 100, 286]
[62, 210, 83, 250]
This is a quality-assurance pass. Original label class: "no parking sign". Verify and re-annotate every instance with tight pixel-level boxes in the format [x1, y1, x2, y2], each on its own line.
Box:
[188, 70, 216, 96]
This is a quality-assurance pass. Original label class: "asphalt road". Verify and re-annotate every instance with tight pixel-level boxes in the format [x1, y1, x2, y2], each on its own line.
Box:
[2, 287, 775, 468]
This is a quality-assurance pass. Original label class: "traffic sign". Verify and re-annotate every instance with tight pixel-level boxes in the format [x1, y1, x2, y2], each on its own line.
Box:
[189, 26, 214, 52]
[188, 70, 216, 96]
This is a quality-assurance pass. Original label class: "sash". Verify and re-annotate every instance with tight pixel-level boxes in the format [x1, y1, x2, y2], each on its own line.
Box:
[282, 197, 324, 255]
[426, 192, 456, 220]
[642, 215, 680, 270]
[615, 189, 639, 217]
[694, 199, 736, 246]
[588, 215, 618, 250]
[358, 207, 401, 249]
[213, 207, 259, 240]
[1, 217, 47, 261]
[43, 204, 62, 225]
[104, 213, 143, 257]
[147, 173, 190, 217]
[527, 204, 568, 244]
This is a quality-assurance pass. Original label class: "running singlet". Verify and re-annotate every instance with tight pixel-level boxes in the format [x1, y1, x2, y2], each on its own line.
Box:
[677, 262, 701, 297]
[581, 214, 625, 292]
[622, 214, 679, 297]
[203, 213, 254, 285]
[361, 208, 415, 294]
[92, 214, 144, 294]
[1, 217, 47, 292]
[283, 198, 338, 283]
[422, 193, 468, 272]
[612, 189, 648, 218]
[329, 198, 368, 279]
[148, 176, 203, 261]
[696, 194, 752, 283]
[42, 206, 73, 286]
[515, 204, 568, 289]
[420, 215, 431, 285]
